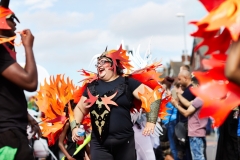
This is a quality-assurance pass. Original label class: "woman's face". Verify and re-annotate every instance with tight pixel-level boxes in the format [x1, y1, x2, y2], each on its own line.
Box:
[96, 58, 114, 80]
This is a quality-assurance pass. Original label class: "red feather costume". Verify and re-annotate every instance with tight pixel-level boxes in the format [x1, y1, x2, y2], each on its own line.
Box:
[190, 0, 240, 127]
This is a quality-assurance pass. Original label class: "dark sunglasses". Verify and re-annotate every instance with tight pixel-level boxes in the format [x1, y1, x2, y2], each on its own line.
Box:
[6, 14, 20, 23]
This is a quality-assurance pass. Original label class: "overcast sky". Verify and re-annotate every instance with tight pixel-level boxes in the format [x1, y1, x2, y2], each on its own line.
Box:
[12, 0, 207, 86]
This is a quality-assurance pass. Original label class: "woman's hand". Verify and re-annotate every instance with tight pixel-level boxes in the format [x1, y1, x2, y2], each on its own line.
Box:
[72, 128, 84, 142]
[165, 89, 172, 97]
[142, 122, 155, 136]
[171, 98, 178, 108]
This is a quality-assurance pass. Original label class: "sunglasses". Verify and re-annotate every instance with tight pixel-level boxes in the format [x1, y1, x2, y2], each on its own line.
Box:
[7, 15, 15, 22]
[6, 14, 20, 23]
[95, 60, 111, 67]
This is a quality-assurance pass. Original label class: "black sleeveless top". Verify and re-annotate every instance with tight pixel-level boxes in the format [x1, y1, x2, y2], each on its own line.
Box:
[83, 76, 141, 143]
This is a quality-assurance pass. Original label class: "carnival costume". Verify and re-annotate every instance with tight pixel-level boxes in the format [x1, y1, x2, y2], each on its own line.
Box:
[34, 75, 91, 159]
[128, 44, 164, 160]
[190, 0, 240, 127]
[191, 1, 240, 159]
[72, 44, 171, 159]
[34, 44, 171, 159]
[0, 0, 20, 55]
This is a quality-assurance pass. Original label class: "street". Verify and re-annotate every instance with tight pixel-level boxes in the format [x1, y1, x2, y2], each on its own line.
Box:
[206, 134, 218, 160]
[58, 134, 218, 160]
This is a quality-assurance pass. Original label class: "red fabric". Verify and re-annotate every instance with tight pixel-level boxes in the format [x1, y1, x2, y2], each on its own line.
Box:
[0, 7, 13, 29]
[199, 0, 225, 12]
[191, 63, 240, 126]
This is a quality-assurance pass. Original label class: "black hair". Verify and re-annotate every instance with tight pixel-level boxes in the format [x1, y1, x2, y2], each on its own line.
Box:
[165, 76, 175, 83]
[163, 76, 175, 89]
[64, 99, 77, 118]
[116, 60, 124, 75]
[173, 81, 181, 88]
[1, 0, 10, 8]
[191, 76, 199, 85]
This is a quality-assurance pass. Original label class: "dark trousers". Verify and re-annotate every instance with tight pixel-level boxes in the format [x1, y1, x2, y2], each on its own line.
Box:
[46, 139, 60, 160]
[175, 122, 192, 160]
[176, 139, 192, 160]
[90, 135, 136, 160]
[216, 111, 239, 160]
[168, 120, 179, 160]
[0, 129, 34, 160]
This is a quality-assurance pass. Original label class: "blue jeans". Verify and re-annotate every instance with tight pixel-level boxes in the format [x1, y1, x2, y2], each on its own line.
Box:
[167, 120, 179, 160]
[189, 137, 206, 160]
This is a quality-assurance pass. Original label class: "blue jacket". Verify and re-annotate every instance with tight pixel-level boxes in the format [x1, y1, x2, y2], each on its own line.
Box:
[162, 102, 178, 125]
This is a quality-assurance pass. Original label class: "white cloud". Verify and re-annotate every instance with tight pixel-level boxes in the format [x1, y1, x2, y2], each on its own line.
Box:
[17, 11, 94, 30]
[15, 29, 193, 84]
[15, 0, 207, 83]
[16, 29, 193, 69]
[109, 2, 180, 38]
[24, 0, 58, 9]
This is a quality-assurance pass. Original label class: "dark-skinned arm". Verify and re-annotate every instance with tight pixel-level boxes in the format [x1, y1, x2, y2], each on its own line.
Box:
[2, 29, 38, 91]
[72, 96, 89, 142]
[27, 113, 42, 139]
[225, 39, 240, 86]
[85, 144, 91, 160]
[59, 122, 76, 160]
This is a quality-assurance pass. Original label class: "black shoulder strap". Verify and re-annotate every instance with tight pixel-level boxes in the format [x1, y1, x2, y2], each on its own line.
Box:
[125, 77, 134, 107]
[87, 80, 98, 96]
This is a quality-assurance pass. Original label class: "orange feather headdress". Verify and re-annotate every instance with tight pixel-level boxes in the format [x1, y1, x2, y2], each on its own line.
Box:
[0, 0, 20, 45]
[97, 44, 133, 74]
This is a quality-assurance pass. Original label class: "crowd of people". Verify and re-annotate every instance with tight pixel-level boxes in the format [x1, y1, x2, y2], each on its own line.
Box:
[0, 0, 240, 160]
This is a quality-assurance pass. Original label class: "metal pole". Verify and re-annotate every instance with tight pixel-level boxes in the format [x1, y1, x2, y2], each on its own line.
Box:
[182, 16, 187, 54]
[176, 13, 189, 64]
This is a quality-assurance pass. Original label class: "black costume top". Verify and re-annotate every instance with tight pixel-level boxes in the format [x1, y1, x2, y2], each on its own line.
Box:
[83, 76, 141, 143]
[0, 44, 28, 133]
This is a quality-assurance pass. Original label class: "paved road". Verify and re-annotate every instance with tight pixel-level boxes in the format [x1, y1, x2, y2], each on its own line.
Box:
[206, 134, 218, 160]
[58, 134, 218, 160]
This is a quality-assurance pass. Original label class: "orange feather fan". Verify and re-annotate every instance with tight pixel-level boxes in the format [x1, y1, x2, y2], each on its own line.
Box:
[35, 75, 78, 146]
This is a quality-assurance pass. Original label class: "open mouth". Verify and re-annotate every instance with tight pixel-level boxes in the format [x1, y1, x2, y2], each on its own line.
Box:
[98, 68, 105, 73]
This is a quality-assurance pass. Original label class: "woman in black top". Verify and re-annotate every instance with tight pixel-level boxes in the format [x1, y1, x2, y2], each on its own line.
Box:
[71, 46, 161, 160]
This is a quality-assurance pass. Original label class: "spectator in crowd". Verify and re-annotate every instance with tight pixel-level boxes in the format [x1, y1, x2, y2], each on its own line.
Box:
[180, 65, 190, 72]
[175, 70, 195, 160]
[172, 77, 208, 160]
[162, 77, 179, 160]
